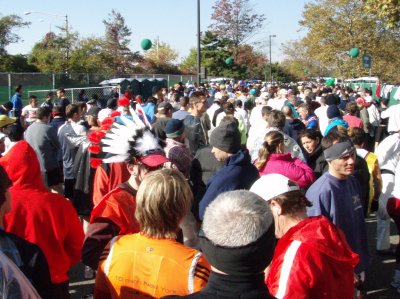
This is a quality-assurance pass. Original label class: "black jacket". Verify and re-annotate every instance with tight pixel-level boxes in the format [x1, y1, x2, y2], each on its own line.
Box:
[304, 145, 327, 179]
[0, 230, 52, 299]
[162, 271, 275, 299]
[283, 118, 306, 142]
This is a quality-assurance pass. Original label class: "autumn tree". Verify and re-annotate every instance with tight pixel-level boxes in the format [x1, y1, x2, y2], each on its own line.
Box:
[145, 40, 178, 65]
[299, 0, 400, 82]
[280, 39, 331, 79]
[29, 32, 72, 72]
[102, 9, 139, 74]
[236, 44, 267, 79]
[209, 0, 266, 59]
[364, 0, 400, 29]
[0, 14, 30, 56]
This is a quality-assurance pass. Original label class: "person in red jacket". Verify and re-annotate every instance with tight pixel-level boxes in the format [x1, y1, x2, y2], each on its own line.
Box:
[250, 173, 359, 299]
[255, 130, 315, 189]
[82, 112, 169, 270]
[0, 141, 84, 299]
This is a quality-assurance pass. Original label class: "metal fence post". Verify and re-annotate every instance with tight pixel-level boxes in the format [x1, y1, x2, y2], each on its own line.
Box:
[8, 73, 11, 100]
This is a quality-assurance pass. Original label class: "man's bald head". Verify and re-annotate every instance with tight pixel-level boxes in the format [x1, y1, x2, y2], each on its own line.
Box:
[282, 106, 293, 117]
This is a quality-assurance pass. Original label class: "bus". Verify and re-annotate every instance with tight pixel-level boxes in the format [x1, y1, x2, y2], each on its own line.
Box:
[344, 77, 379, 85]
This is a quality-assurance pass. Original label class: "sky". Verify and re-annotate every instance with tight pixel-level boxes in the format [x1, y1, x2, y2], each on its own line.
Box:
[2, 0, 309, 62]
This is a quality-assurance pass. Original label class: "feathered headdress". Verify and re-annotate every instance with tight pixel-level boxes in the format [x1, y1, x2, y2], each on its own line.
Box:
[88, 107, 168, 168]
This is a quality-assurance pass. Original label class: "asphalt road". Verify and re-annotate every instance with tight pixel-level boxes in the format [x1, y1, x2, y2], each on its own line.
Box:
[68, 213, 400, 299]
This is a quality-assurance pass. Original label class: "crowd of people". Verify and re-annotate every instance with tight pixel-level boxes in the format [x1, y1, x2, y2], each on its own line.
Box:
[0, 79, 399, 298]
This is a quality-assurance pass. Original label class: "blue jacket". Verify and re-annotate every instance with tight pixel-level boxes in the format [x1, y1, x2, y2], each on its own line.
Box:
[199, 150, 259, 219]
[143, 101, 156, 123]
[11, 93, 22, 117]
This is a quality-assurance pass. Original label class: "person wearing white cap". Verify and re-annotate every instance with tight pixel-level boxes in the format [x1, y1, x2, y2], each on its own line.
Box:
[250, 173, 359, 299]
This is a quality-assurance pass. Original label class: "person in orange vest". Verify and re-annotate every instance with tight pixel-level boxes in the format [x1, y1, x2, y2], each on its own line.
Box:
[82, 112, 169, 270]
[94, 169, 210, 298]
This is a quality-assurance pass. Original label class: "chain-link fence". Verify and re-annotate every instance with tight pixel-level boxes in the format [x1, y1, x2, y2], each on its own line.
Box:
[27, 86, 120, 106]
[1, 72, 196, 105]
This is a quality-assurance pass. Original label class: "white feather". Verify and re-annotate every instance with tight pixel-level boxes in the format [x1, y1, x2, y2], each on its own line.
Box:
[135, 130, 160, 153]
[121, 113, 144, 130]
[129, 107, 146, 129]
[102, 144, 131, 155]
[103, 154, 130, 164]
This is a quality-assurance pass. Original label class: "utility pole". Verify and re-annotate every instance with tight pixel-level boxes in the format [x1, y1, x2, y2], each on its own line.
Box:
[269, 35, 276, 83]
[197, 0, 201, 86]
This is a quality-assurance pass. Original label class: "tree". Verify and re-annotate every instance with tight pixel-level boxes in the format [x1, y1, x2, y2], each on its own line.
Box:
[142, 39, 180, 73]
[68, 37, 109, 73]
[364, 0, 400, 29]
[0, 14, 30, 55]
[0, 54, 38, 72]
[102, 9, 139, 74]
[144, 40, 178, 65]
[280, 39, 331, 79]
[235, 44, 267, 79]
[180, 47, 197, 74]
[181, 32, 267, 79]
[200, 31, 239, 77]
[29, 32, 69, 72]
[209, 0, 266, 59]
[299, 0, 400, 82]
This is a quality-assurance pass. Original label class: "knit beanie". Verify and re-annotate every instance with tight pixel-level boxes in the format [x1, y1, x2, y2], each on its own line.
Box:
[210, 120, 241, 154]
[327, 105, 341, 119]
[164, 119, 184, 138]
[325, 94, 340, 106]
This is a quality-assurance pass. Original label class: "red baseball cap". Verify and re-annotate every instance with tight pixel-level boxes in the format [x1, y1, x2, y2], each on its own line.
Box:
[139, 152, 169, 168]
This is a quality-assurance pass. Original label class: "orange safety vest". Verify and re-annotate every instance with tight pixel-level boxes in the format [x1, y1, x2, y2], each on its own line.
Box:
[95, 233, 210, 299]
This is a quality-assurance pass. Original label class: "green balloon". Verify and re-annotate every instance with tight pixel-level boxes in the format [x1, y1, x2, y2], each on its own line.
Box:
[225, 57, 233, 65]
[304, 69, 309, 74]
[326, 78, 335, 87]
[349, 48, 359, 58]
[141, 39, 152, 51]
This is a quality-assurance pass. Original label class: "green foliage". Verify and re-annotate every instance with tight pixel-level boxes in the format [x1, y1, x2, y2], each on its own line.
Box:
[0, 14, 30, 55]
[29, 32, 69, 72]
[68, 37, 109, 73]
[180, 47, 197, 74]
[0, 54, 38, 72]
[270, 63, 298, 83]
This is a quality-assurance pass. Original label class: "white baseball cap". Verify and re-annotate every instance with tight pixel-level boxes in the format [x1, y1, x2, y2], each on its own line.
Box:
[250, 174, 300, 202]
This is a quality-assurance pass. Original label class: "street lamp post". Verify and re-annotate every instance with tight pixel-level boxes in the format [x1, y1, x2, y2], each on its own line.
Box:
[196, 0, 201, 86]
[24, 11, 69, 66]
[269, 35, 276, 84]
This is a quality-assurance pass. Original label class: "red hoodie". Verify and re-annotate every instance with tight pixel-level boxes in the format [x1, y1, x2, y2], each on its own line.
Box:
[0, 141, 84, 284]
[267, 216, 359, 299]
